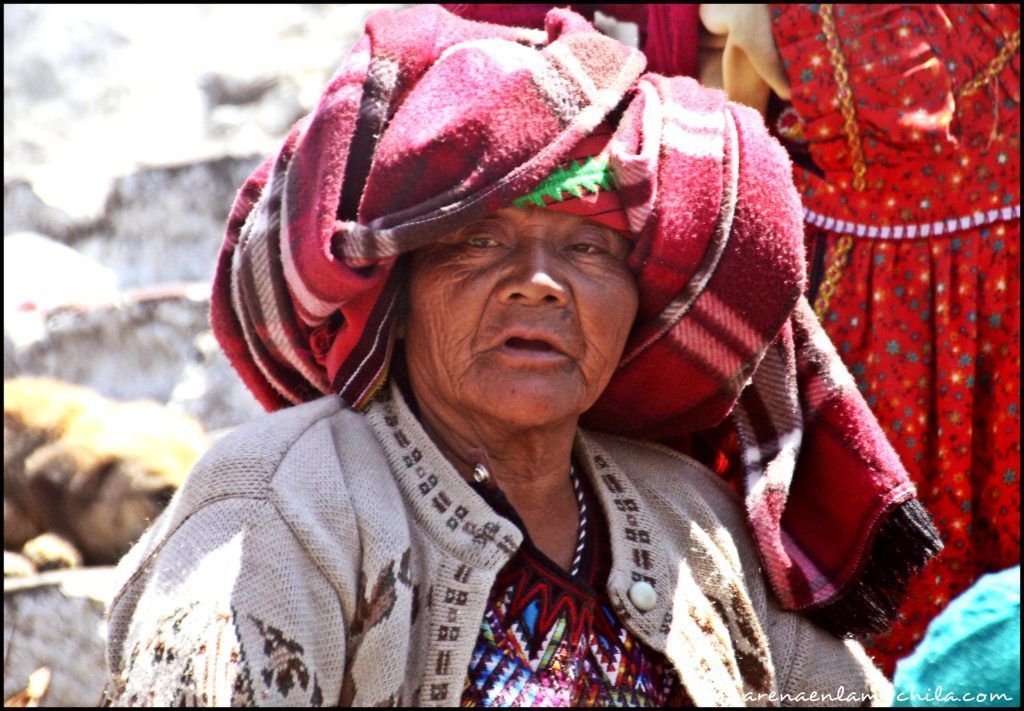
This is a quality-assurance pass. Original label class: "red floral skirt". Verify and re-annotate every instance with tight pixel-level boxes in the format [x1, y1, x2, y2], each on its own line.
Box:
[813, 220, 1020, 675]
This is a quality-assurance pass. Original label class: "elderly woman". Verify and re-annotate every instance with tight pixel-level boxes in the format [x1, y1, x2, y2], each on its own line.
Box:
[101, 6, 940, 707]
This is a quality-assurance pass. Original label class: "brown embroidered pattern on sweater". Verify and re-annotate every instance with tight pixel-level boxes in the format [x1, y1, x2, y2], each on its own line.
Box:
[592, 456, 659, 591]
[105, 599, 330, 706]
[342, 550, 417, 705]
[104, 602, 256, 707]
[351, 560, 399, 638]
[249, 615, 323, 704]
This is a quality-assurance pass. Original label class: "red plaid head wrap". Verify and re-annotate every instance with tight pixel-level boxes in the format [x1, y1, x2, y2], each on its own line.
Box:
[211, 6, 939, 637]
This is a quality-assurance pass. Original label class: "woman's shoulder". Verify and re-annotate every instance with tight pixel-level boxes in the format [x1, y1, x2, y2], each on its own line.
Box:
[104, 397, 376, 705]
[134, 394, 386, 586]
[180, 394, 367, 505]
[108, 394, 378, 617]
[583, 430, 893, 704]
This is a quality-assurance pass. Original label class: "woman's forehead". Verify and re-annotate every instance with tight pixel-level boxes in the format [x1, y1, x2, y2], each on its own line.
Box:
[482, 206, 580, 228]
[461, 207, 625, 238]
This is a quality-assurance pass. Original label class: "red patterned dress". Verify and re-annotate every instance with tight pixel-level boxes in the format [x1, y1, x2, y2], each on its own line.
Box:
[769, 4, 1020, 676]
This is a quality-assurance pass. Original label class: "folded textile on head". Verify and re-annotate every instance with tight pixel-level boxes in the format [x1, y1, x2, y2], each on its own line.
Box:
[211, 5, 939, 636]
[513, 125, 630, 234]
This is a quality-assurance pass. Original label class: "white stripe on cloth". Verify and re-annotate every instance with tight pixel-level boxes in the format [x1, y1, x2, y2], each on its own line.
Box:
[240, 169, 331, 397]
[231, 205, 307, 405]
[803, 203, 1020, 239]
[610, 80, 662, 235]
[547, 41, 602, 105]
[742, 429, 802, 504]
[569, 466, 587, 578]
[340, 287, 399, 400]
[662, 102, 727, 132]
[662, 121, 725, 159]
[437, 38, 547, 75]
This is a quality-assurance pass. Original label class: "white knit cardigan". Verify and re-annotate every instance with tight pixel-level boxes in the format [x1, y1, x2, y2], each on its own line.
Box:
[101, 381, 891, 707]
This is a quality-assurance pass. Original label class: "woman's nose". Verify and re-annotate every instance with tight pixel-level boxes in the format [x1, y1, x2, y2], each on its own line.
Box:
[497, 241, 569, 306]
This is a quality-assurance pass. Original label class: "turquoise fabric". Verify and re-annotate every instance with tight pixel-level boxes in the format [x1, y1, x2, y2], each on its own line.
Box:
[893, 567, 1020, 707]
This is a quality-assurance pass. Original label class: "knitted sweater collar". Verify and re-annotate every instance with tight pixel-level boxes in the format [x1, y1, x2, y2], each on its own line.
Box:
[362, 380, 674, 610]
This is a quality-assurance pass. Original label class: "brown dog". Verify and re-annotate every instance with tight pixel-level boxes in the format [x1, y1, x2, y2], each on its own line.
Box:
[4, 378, 208, 565]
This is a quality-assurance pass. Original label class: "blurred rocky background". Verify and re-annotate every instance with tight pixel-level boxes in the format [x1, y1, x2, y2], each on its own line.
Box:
[4, 4, 398, 705]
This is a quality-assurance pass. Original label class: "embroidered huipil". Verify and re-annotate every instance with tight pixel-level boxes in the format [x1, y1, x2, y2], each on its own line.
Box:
[461, 469, 689, 706]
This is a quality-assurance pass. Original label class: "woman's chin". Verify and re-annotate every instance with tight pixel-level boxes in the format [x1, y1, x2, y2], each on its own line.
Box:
[467, 373, 588, 429]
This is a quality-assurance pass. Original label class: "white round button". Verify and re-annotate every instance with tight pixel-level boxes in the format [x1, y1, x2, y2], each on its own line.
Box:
[628, 581, 658, 612]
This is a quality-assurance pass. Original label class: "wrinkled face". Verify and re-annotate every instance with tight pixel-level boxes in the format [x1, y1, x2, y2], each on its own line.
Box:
[404, 207, 639, 429]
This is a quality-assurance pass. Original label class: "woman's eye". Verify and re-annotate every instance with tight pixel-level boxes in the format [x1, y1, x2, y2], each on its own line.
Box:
[569, 242, 603, 255]
[466, 236, 500, 248]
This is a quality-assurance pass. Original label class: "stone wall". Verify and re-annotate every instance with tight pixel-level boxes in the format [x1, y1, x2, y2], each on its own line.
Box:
[4, 4, 398, 431]
[4, 568, 117, 707]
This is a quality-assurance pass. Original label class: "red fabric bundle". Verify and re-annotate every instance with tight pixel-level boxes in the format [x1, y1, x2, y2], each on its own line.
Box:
[443, 4, 700, 78]
[211, 5, 939, 635]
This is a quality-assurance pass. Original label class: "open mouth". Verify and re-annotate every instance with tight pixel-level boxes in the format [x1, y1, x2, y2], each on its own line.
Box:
[505, 337, 556, 352]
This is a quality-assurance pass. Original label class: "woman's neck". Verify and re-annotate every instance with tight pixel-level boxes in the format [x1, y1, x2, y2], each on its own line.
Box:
[415, 394, 577, 496]
[422, 403, 583, 570]
[408, 382, 582, 568]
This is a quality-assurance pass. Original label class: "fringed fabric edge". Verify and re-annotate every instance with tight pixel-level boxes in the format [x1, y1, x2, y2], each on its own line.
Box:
[806, 499, 943, 637]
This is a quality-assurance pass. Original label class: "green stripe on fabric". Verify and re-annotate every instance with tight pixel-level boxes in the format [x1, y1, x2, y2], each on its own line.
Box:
[514, 155, 617, 208]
